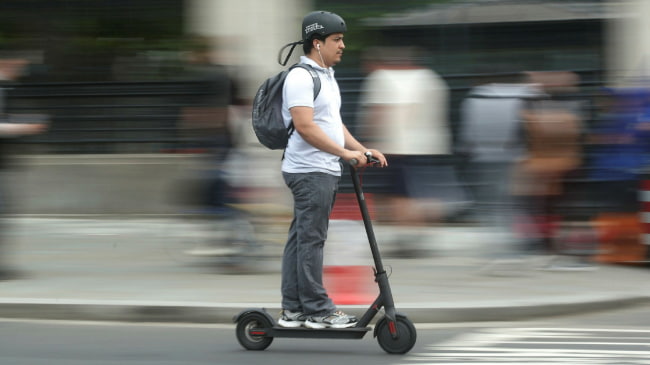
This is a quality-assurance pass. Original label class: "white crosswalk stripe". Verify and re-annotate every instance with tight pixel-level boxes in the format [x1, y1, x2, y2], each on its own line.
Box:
[401, 327, 650, 364]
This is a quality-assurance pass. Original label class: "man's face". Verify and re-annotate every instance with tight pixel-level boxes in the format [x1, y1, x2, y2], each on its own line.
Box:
[319, 33, 345, 67]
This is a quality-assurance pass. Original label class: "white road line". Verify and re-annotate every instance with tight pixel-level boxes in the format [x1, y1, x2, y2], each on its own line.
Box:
[402, 327, 650, 364]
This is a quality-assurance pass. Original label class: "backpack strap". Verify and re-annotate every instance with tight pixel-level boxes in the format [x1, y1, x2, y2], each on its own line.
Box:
[294, 63, 321, 99]
[286, 63, 321, 139]
[283, 63, 322, 160]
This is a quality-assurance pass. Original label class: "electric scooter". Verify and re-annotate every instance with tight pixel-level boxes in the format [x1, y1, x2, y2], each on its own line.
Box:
[233, 154, 417, 354]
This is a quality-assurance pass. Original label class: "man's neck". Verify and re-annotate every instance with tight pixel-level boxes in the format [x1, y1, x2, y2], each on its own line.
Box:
[307, 53, 328, 69]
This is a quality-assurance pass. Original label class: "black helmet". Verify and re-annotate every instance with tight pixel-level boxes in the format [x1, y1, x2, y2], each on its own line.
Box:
[278, 11, 347, 66]
[302, 11, 347, 41]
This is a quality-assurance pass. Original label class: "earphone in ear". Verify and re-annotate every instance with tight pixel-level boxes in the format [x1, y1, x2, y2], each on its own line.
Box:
[316, 43, 321, 50]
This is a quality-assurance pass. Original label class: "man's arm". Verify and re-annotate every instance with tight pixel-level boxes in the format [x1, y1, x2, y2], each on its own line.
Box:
[343, 124, 388, 167]
[0, 123, 46, 136]
[290, 106, 365, 164]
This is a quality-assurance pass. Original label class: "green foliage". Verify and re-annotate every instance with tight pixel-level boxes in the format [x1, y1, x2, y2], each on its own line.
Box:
[312, 0, 453, 58]
[314, 0, 452, 17]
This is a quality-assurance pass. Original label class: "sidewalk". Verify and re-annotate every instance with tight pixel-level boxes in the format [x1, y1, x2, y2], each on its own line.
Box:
[0, 217, 649, 324]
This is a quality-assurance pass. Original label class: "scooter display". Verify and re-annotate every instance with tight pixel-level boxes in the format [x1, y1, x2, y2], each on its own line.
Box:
[233, 154, 417, 354]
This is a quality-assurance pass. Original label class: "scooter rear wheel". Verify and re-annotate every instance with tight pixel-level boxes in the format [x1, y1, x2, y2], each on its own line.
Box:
[235, 312, 273, 351]
[375, 314, 417, 354]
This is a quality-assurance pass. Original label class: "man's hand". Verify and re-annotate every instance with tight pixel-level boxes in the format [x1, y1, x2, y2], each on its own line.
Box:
[366, 149, 388, 167]
[342, 149, 367, 167]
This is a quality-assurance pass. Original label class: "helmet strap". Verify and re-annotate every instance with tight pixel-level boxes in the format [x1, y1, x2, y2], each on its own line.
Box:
[278, 41, 303, 66]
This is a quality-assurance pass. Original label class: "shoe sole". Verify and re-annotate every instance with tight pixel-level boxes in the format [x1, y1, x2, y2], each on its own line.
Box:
[304, 321, 327, 329]
[330, 322, 358, 329]
[277, 319, 304, 328]
[304, 321, 357, 329]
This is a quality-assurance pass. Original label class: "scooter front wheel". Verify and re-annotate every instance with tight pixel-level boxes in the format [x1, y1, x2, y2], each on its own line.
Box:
[375, 314, 417, 354]
[235, 312, 274, 351]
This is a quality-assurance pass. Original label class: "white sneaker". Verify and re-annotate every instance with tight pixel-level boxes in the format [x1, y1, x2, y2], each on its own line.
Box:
[277, 310, 307, 328]
[304, 310, 358, 329]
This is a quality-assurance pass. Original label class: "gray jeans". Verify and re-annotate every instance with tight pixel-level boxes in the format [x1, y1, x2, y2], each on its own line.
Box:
[281, 171, 340, 316]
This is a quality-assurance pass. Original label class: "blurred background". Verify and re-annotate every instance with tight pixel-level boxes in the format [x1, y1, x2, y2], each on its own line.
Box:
[1, 0, 649, 272]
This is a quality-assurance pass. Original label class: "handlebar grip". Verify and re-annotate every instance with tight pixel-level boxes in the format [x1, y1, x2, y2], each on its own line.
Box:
[364, 151, 380, 165]
[349, 156, 380, 167]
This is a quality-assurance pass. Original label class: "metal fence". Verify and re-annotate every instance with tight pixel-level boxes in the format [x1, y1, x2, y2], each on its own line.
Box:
[4, 69, 605, 154]
[4, 80, 207, 154]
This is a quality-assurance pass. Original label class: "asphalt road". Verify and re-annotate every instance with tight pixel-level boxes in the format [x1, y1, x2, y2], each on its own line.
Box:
[2, 304, 650, 365]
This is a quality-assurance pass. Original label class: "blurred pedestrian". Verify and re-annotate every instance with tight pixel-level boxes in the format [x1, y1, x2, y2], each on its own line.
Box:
[0, 58, 48, 280]
[180, 35, 235, 159]
[277, 11, 387, 329]
[458, 72, 543, 254]
[579, 88, 650, 264]
[512, 71, 584, 255]
[358, 46, 451, 256]
[584, 88, 650, 214]
[178, 36, 242, 210]
[175, 36, 254, 263]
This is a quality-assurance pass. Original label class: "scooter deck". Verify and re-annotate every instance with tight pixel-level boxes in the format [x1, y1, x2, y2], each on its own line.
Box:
[265, 326, 371, 339]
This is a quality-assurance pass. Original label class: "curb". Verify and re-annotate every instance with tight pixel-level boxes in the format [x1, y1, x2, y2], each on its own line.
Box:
[1, 296, 648, 324]
[399, 296, 650, 323]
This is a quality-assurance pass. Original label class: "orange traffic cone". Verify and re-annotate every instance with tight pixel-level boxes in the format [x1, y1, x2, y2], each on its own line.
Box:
[324, 193, 379, 305]
[593, 213, 645, 264]
[324, 265, 378, 305]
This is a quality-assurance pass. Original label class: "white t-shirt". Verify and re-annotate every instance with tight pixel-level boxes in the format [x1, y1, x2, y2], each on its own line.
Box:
[281, 56, 345, 176]
[360, 68, 450, 155]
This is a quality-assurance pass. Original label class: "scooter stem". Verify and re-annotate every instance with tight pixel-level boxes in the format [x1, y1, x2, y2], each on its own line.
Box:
[347, 160, 386, 274]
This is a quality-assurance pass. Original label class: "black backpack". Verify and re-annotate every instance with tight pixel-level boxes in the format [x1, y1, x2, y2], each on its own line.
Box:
[251, 63, 321, 149]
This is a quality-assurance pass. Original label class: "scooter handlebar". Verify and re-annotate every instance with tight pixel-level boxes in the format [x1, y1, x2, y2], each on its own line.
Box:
[349, 152, 380, 167]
